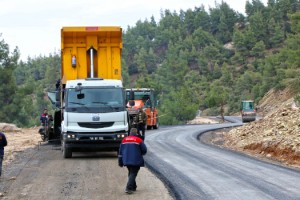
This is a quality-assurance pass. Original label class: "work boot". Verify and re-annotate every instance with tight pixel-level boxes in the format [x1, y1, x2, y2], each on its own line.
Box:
[124, 188, 133, 194]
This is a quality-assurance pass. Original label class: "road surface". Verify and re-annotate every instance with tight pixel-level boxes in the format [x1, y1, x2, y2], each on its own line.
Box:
[2, 120, 300, 200]
[0, 144, 172, 200]
[145, 123, 300, 200]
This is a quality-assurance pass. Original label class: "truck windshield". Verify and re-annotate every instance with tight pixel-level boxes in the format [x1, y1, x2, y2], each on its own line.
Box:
[125, 91, 150, 100]
[242, 101, 254, 111]
[126, 91, 152, 106]
[66, 88, 125, 113]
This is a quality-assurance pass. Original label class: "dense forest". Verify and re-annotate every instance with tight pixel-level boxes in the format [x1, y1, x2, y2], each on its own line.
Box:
[0, 0, 299, 127]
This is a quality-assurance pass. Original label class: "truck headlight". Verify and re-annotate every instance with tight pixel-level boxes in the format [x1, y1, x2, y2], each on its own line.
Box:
[117, 134, 126, 139]
[67, 134, 76, 139]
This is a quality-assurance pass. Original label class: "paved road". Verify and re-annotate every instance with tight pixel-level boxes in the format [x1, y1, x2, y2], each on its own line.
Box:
[144, 123, 300, 200]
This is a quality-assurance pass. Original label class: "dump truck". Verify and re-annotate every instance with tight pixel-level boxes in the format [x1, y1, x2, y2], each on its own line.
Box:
[48, 26, 128, 158]
[126, 88, 159, 133]
[240, 100, 256, 123]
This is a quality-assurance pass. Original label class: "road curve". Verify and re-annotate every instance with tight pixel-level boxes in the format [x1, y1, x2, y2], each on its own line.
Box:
[144, 123, 300, 200]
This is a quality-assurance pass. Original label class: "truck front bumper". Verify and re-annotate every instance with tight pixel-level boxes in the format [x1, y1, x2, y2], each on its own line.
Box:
[62, 132, 127, 151]
[242, 115, 256, 122]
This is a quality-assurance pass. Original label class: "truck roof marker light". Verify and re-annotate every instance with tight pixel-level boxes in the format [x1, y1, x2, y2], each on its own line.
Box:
[85, 27, 98, 31]
[72, 55, 76, 67]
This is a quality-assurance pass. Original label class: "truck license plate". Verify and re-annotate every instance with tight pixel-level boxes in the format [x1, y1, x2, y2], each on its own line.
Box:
[90, 137, 103, 140]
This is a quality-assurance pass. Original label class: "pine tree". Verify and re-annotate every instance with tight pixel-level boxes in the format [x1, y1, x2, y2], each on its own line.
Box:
[0, 36, 21, 124]
[251, 41, 266, 58]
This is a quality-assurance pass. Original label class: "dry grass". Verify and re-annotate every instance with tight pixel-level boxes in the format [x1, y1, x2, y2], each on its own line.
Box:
[2, 127, 41, 166]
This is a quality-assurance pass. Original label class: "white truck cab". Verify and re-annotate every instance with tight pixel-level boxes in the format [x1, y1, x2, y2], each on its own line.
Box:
[61, 78, 128, 158]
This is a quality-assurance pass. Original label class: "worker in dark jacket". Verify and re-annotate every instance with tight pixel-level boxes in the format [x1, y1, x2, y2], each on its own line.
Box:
[40, 108, 49, 127]
[118, 128, 147, 194]
[136, 107, 148, 140]
[39, 108, 50, 141]
[0, 132, 7, 177]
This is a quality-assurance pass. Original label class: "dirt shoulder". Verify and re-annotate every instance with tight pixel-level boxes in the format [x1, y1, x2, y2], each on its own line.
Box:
[201, 128, 300, 171]
[0, 125, 173, 199]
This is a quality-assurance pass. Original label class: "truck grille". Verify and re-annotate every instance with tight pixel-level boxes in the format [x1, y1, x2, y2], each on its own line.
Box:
[77, 122, 114, 128]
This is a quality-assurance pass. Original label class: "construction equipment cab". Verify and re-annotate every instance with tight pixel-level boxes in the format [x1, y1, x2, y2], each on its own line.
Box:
[126, 88, 159, 130]
[240, 100, 256, 123]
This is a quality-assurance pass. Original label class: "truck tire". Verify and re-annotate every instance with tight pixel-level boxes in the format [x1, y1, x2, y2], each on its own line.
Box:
[63, 147, 72, 158]
[153, 118, 159, 129]
[41, 134, 46, 142]
[62, 141, 72, 158]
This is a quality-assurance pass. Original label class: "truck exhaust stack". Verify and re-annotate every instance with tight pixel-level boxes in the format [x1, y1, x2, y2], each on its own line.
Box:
[90, 48, 94, 78]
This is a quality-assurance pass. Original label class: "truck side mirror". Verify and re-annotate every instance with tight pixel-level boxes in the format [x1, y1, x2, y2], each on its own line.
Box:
[55, 101, 61, 108]
[56, 91, 60, 101]
[47, 91, 58, 105]
[77, 93, 85, 99]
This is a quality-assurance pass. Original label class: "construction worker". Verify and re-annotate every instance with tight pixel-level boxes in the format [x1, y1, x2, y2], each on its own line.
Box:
[135, 107, 147, 140]
[39, 108, 49, 141]
[40, 108, 49, 127]
[118, 128, 147, 194]
[0, 131, 7, 177]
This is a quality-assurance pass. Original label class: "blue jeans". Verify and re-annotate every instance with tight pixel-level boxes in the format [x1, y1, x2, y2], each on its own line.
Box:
[0, 155, 3, 176]
[126, 166, 140, 191]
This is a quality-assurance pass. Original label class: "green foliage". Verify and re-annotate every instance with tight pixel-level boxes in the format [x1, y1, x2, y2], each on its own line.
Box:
[159, 86, 199, 125]
[0, 35, 60, 127]
[268, 19, 285, 48]
[1, 1, 300, 127]
[210, 1, 243, 44]
[0, 36, 22, 125]
[131, 4, 300, 124]
[205, 80, 229, 121]
[290, 12, 300, 33]
[251, 41, 266, 57]
[205, 80, 229, 107]
[233, 26, 257, 57]
[121, 59, 130, 87]
[249, 11, 268, 43]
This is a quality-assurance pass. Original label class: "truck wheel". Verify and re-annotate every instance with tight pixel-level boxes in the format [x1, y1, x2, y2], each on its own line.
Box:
[62, 142, 72, 158]
[153, 119, 159, 129]
[41, 134, 46, 142]
[63, 147, 72, 158]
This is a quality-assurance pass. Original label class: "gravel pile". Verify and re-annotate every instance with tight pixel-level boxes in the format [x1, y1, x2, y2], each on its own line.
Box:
[224, 105, 300, 169]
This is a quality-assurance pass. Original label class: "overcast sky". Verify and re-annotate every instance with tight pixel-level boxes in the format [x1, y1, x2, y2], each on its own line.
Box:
[0, 0, 267, 61]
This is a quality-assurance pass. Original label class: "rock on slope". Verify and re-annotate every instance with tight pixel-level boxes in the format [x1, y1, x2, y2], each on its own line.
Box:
[223, 87, 300, 169]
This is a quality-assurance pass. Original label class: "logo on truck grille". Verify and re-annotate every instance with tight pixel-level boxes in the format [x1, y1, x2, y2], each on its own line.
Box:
[92, 114, 100, 121]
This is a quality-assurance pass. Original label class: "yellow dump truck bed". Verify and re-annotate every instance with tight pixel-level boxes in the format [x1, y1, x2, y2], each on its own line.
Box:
[61, 26, 122, 84]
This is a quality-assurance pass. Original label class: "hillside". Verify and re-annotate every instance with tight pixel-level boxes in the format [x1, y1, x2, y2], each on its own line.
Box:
[215, 88, 300, 169]
[0, 87, 299, 190]
[256, 87, 296, 117]
[0, 2, 298, 127]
